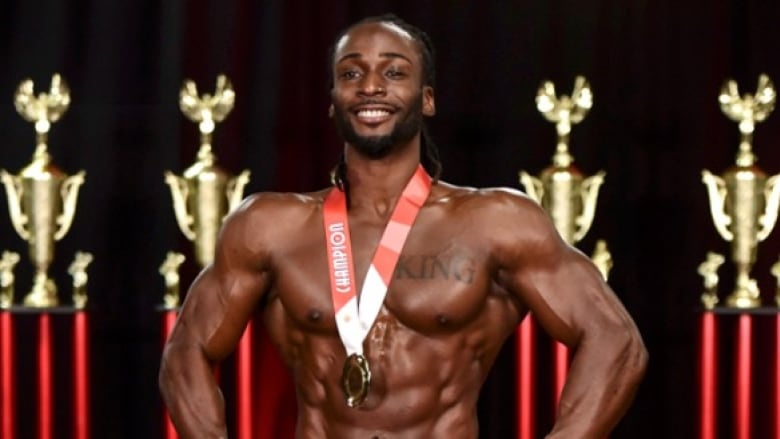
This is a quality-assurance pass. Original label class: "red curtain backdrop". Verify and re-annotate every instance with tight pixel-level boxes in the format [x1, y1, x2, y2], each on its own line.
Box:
[1, 1, 780, 437]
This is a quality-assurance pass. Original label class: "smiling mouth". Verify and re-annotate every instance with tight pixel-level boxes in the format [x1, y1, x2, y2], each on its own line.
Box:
[354, 108, 395, 124]
[357, 109, 390, 118]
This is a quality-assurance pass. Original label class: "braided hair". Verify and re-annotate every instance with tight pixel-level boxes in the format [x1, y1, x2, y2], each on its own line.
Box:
[329, 14, 442, 190]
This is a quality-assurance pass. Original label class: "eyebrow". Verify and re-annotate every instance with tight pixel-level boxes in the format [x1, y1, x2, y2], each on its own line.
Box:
[336, 52, 413, 65]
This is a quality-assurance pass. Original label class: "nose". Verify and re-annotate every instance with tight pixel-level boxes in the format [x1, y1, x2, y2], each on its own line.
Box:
[358, 71, 386, 97]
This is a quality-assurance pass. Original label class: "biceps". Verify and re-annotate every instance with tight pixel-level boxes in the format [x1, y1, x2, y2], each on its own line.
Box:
[508, 249, 619, 346]
[173, 266, 269, 361]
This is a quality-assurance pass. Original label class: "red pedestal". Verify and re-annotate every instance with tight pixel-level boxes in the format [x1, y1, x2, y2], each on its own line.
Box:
[38, 314, 52, 439]
[74, 312, 89, 439]
[553, 342, 568, 409]
[236, 321, 253, 439]
[699, 312, 717, 439]
[516, 316, 535, 439]
[735, 315, 752, 439]
[0, 308, 89, 439]
[776, 315, 780, 439]
[699, 309, 780, 439]
[1, 312, 14, 439]
[162, 310, 179, 439]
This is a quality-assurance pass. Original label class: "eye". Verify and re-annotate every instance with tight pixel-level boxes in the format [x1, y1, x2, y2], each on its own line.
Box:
[385, 68, 407, 79]
[339, 70, 361, 80]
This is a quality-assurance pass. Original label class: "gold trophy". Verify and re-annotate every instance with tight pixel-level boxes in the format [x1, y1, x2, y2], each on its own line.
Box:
[68, 251, 93, 309]
[1, 74, 86, 307]
[165, 74, 250, 269]
[0, 251, 20, 309]
[702, 74, 780, 308]
[520, 76, 611, 276]
[159, 252, 186, 309]
[770, 256, 780, 307]
[698, 252, 725, 310]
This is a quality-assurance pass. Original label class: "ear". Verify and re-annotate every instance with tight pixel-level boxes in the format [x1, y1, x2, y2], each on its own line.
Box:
[328, 104, 335, 118]
[422, 86, 436, 116]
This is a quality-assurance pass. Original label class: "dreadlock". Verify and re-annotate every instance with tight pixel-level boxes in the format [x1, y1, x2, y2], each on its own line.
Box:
[329, 14, 442, 190]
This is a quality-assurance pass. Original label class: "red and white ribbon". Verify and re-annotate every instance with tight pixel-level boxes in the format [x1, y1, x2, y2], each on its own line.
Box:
[323, 165, 431, 356]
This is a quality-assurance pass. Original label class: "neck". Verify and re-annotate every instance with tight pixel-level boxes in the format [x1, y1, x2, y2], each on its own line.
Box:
[343, 136, 422, 213]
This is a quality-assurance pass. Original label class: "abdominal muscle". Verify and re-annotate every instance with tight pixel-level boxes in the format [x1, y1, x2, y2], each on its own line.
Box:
[295, 387, 479, 439]
[271, 310, 494, 439]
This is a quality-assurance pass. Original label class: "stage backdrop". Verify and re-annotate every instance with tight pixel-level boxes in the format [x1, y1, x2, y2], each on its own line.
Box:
[1, 1, 780, 438]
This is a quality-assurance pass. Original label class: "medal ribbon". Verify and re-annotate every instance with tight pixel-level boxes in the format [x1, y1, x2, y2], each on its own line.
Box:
[323, 165, 431, 356]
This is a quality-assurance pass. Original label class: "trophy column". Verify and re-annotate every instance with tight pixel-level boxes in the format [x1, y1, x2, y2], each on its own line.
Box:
[159, 75, 252, 439]
[516, 76, 610, 438]
[0, 74, 93, 439]
[699, 74, 780, 439]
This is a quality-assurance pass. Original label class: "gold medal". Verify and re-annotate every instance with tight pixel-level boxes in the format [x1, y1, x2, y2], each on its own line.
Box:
[341, 353, 371, 407]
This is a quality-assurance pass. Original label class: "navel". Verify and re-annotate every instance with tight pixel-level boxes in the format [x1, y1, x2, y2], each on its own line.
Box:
[436, 314, 450, 326]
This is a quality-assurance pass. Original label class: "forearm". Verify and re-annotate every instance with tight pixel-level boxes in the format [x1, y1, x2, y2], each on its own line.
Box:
[159, 343, 228, 439]
[547, 329, 648, 438]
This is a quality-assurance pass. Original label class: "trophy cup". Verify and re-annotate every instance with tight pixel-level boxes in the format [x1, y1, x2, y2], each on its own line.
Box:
[164, 74, 250, 270]
[1, 74, 86, 307]
[520, 76, 611, 276]
[702, 74, 780, 308]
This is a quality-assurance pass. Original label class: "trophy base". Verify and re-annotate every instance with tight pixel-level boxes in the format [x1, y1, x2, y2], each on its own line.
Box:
[162, 293, 180, 310]
[23, 278, 59, 308]
[23, 293, 59, 308]
[725, 293, 760, 309]
[700, 292, 719, 310]
[72, 294, 87, 310]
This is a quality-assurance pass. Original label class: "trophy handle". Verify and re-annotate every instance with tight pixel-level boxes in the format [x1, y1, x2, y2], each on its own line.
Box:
[164, 171, 196, 240]
[226, 170, 251, 213]
[574, 170, 606, 242]
[701, 170, 734, 241]
[54, 171, 86, 240]
[519, 171, 544, 204]
[757, 173, 780, 241]
[0, 170, 30, 240]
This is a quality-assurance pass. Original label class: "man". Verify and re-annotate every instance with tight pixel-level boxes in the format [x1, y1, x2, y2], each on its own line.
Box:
[159, 14, 647, 439]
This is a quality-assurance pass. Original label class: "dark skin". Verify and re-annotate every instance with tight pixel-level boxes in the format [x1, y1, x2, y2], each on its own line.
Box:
[159, 21, 648, 439]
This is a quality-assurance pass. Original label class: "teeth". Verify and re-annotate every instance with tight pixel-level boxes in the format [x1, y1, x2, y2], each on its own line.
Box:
[357, 109, 390, 118]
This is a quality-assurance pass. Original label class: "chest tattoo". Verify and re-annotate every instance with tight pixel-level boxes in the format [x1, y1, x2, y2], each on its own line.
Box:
[393, 254, 476, 284]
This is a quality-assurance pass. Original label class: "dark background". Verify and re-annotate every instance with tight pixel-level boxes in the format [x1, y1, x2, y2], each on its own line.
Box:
[1, 1, 780, 438]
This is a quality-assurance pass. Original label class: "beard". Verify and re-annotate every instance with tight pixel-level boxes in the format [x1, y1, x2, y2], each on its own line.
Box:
[333, 93, 423, 159]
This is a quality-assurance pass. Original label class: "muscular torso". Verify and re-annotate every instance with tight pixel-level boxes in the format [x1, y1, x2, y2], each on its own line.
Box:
[258, 184, 525, 438]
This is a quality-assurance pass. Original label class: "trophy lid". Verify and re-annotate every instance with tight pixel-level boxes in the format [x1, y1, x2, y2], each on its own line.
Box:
[182, 158, 231, 181]
[722, 163, 767, 180]
[540, 162, 584, 179]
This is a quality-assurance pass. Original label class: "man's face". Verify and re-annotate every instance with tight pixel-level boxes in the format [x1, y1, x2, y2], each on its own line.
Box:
[330, 22, 435, 158]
